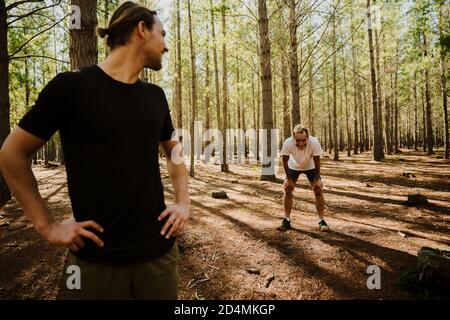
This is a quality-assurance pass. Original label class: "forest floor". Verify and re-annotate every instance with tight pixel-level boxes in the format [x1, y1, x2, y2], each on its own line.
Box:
[1, 149, 449, 300]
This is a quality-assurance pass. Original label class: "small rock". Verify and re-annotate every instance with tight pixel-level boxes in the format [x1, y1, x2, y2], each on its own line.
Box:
[406, 194, 428, 206]
[246, 267, 261, 275]
[231, 180, 239, 184]
[397, 231, 407, 238]
[0, 221, 10, 228]
[264, 273, 275, 288]
[7, 224, 27, 231]
[366, 183, 373, 188]
[212, 191, 228, 199]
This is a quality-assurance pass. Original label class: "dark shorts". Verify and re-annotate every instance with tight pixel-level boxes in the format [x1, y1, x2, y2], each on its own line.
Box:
[288, 168, 320, 183]
[57, 243, 180, 300]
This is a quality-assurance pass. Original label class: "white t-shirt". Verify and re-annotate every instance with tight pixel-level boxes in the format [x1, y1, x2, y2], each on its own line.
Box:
[280, 136, 322, 171]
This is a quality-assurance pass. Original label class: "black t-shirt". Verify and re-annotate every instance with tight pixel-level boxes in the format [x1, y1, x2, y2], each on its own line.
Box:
[18, 65, 176, 265]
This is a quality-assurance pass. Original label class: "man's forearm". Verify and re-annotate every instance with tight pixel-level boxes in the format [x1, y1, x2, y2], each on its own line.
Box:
[314, 158, 321, 176]
[0, 151, 54, 232]
[282, 158, 290, 180]
[166, 159, 190, 204]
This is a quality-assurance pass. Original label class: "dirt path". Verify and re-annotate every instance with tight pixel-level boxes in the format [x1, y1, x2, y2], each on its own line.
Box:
[1, 150, 449, 299]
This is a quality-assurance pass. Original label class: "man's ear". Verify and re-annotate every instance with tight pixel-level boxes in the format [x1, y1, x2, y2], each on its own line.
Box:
[137, 21, 147, 39]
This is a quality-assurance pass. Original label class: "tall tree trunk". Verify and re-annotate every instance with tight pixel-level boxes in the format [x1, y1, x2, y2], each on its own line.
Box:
[258, 0, 275, 180]
[423, 32, 434, 155]
[438, 1, 449, 158]
[289, 0, 300, 126]
[221, 1, 229, 172]
[257, 76, 261, 161]
[367, 0, 383, 161]
[342, 54, 351, 157]
[359, 87, 365, 153]
[374, 29, 384, 157]
[70, 0, 98, 70]
[332, 12, 338, 161]
[384, 74, 392, 154]
[0, 0, 11, 206]
[421, 80, 427, 152]
[282, 57, 290, 141]
[210, 0, 221, 162]
[187, 0, 197, 177]
[393, 63, 399, 153]
[308, 59, 314, 135]
[413, 72, 419, 150]
[204, 23, 211, 132]
[327, 72, 333, 154]
[104, 0, 110, 58]
[363, 86, 370, 151]
[175, 0, 183, 129]
[351, 30, 359, 155]
[252, 73, 257, 160]
[236, 57, 242, 163]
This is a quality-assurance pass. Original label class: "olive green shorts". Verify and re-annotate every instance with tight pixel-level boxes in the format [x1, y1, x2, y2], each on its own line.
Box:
[57, 243, 180, 300]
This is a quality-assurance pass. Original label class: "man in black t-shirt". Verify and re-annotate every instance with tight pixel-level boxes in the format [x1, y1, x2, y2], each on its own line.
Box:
[0, 2, 190, 299]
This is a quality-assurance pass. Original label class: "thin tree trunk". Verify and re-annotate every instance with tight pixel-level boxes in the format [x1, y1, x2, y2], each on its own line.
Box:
[289, 0, 300, 126]
[221, 1, 229, 172]
[210, 0, 221, 162]
[351, 30, 359, 155]
[414, 72, 418, 150]
[258, 0, 275, 180]
[364, 86, 370, 151]
[421, 80, 427, 152]
[394, 63, 399, 153]
[342, 54, 351, 157]
[236, 57, 242, 162]
[70, 0, 98, 70]
[176, 0, 183, 129]
[204, 24, 211, 131]
[308, 59, 314, 135]
[0, 0, 11, 206]
[384, 75, 392, 154]
[438, 1, 449, 158]
[375, 28, 384, 157]
[327, 72, 333, 154]
[104, 0, 110, 58]
[423, 32, 434, 155]
[188, 0, 197, 177]
[257, 76, 261, 161]
[367, 0, 383, 161]
[282, 57, 290, 141]
[332, 12, 338, 161]
[252, 72, 257, 159]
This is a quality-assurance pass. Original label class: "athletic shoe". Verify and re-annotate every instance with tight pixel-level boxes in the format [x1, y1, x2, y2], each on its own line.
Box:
[319, 219, 330, 232]
[277, 218, 291, 231]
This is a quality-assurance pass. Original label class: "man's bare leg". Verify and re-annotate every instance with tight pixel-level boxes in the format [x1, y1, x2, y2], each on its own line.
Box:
[283, 187, 294, 219]
[279, 180, 295, 231]
[311, 178, 329, 231]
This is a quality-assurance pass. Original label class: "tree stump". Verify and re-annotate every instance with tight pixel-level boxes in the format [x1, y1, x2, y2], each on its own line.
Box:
[212, 191, 228, 199]
[406, 194, 428, 206]
[417, 247, 450, 295]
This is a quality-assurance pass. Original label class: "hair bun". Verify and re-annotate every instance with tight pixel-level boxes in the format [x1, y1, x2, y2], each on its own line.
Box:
[97, 27, 109, 38]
